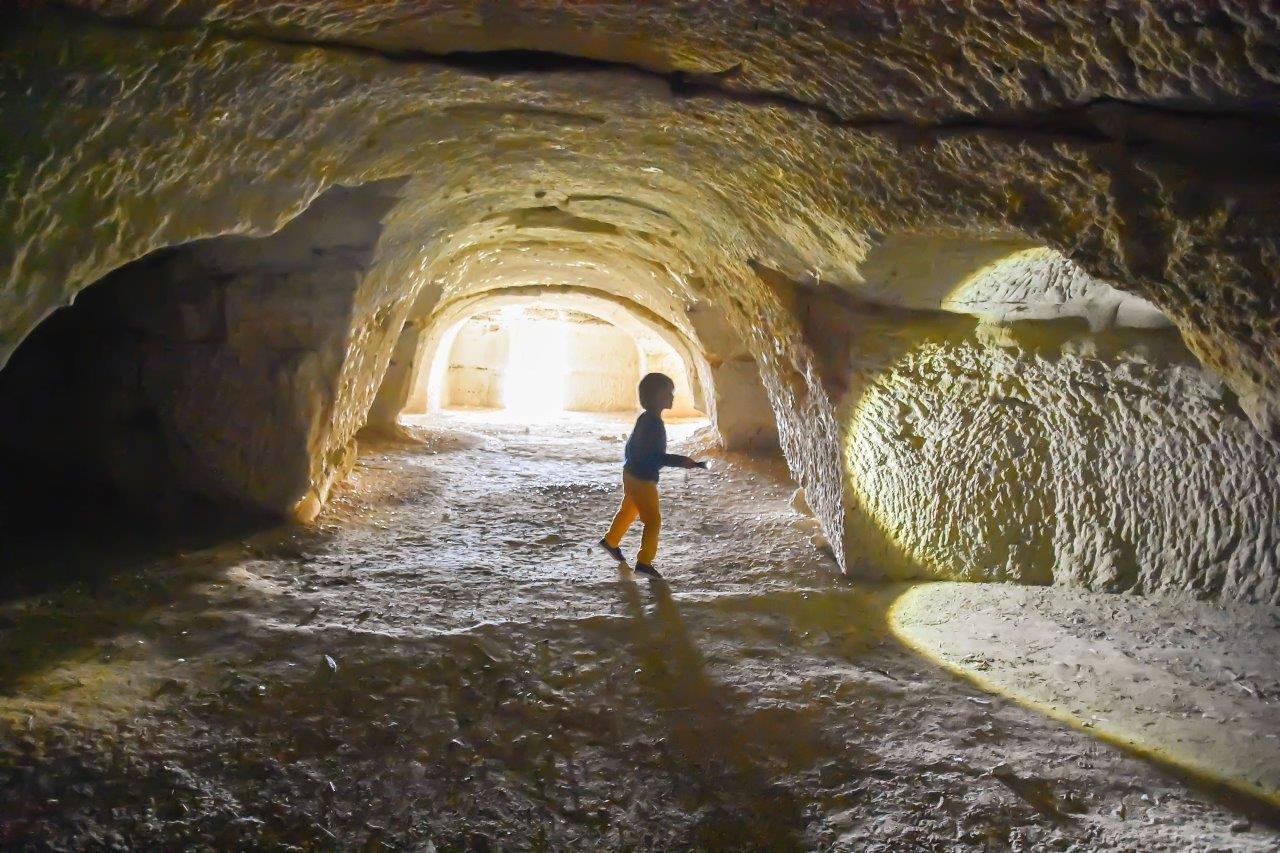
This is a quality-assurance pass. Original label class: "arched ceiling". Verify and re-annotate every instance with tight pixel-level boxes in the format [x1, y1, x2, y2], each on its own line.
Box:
[3, 2, 1279, 430]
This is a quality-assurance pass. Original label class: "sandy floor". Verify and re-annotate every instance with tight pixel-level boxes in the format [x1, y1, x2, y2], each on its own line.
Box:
[0, 410, 1276, 849]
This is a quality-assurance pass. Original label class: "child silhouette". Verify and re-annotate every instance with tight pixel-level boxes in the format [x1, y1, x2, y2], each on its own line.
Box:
[599, 372, 706, 579]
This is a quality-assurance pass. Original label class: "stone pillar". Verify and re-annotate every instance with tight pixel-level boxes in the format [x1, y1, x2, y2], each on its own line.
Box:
[687, 299, 781, 453]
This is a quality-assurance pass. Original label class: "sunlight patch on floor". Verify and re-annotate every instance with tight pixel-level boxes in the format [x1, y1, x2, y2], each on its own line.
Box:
[888, 582, 1280, 808]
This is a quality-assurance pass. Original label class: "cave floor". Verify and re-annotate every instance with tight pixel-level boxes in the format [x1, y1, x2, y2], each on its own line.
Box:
[1, 411, 1277, 849]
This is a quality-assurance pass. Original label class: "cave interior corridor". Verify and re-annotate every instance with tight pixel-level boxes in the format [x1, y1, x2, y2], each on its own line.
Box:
[1, 0, 1280, 847]
[416, 303, 706, 420]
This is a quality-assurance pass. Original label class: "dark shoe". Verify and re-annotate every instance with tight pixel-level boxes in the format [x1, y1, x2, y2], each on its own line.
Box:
[633, 563, 663, 579]
[598, 539, 624, 563]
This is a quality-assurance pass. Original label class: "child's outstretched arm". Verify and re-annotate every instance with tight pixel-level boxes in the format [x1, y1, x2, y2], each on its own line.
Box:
[662, 453, 707, 469]
[632, 416, 707, 471]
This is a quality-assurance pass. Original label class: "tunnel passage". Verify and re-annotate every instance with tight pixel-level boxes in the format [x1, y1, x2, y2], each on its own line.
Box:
[427, 306, 701, 416]
[2, 3, 1280, 602]
[406, 300, 704, 419]
[5, 6, 1280, 848]
[0, 182, 403, 524]
[363, 273, 772, 452]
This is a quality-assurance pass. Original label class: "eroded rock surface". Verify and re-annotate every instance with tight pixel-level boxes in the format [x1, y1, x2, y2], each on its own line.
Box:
[844, 324, 1280, 601]
[0, 182, 402, 518]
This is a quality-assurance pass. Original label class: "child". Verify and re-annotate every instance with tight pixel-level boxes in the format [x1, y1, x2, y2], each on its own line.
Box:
[598, 372, 706, 579]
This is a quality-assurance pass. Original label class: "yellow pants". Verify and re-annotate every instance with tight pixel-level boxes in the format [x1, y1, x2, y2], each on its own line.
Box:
[604, 471, 661, 565]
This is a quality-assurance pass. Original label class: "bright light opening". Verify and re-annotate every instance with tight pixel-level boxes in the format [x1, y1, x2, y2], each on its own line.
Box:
[421, 301, 703, 420]
[502, 309, 568, 414]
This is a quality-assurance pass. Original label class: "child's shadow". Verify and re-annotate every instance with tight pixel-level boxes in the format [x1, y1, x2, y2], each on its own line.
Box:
[616, 579, 819, 850]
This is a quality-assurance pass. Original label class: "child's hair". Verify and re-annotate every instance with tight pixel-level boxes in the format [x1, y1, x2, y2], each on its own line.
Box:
[638, 372, 675, 410]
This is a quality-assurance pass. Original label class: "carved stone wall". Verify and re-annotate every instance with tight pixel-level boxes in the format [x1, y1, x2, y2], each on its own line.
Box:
[0, 183, 400, 519]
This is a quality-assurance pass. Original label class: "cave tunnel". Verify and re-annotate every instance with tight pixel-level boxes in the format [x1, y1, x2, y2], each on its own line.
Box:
[1, 2, 1279, 846]
[398, 294, 708, 420]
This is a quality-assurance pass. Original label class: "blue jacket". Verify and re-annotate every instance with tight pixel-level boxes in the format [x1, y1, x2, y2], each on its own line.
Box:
[623, 411, 688, 481]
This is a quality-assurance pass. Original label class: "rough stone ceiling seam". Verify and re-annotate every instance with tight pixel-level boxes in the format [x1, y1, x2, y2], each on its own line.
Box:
[35, 0, 1280, 166]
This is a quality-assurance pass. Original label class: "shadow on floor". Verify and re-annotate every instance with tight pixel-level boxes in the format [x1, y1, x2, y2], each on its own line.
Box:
[0, 505, 310, 696]
[657, 578, 1280, 833]
[615, 578, 844, 849]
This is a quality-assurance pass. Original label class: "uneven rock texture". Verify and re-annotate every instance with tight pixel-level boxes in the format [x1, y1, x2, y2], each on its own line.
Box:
[686, 298, 782, 453]
[942, 247, 1173, 330]
[54, 0, 1280, 121]
[844, 325, 1280, 602]
[15, 1, 1276, 426]
[5, 414, 1276, 848]
[790, 253, 1280, 602]
[2, 3, 1279, 596]
[0, 183, 401, 518]
[890, 582, 1280, 807]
